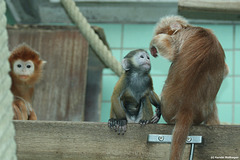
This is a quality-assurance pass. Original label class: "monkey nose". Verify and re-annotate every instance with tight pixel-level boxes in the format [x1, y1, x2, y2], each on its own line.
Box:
[150, 46, 158, 57]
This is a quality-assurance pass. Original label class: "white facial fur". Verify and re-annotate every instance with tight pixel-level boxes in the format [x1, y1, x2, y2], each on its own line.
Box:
[13, 60, 34, 77]
[133, 51, 151, 71]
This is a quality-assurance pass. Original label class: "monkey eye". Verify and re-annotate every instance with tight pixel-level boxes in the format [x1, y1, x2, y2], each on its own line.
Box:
[26, 65, 31, 68]
[147, 56, 150, 59]
[140, 55, 144, 58]
[17, 64, 22, 68]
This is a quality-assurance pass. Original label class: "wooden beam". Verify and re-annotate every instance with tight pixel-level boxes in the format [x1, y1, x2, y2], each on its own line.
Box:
[178, 0, 240, 21]
[7, 0, 178, 24]
[14, 121, 240, 160]
[179, 0, 240, 12]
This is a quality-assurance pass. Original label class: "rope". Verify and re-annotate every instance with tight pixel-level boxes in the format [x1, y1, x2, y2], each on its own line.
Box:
[0, 0, 17, 159]
[61, 0, 123, 77]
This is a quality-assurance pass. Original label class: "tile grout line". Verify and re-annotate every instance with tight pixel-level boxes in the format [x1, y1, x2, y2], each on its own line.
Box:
[110, 47, 239, 51]
[103, 73, 240, 77]
[232, 24, 236, 124]
[120, 23, 124, 60]
[101, 100, 240, 104]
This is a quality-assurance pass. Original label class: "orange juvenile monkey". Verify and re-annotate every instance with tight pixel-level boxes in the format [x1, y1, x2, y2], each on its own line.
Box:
[9, 44, 46, 120]
[149, 15, 228, 160]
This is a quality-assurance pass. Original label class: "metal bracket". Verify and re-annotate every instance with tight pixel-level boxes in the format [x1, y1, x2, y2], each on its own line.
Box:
[148, 134, 202, 160]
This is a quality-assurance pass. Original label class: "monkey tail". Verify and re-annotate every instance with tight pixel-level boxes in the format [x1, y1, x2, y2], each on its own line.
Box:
[170, 110, 193, 160]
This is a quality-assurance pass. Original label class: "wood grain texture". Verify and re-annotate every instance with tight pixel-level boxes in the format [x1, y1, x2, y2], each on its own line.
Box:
[14, 121, 240, 160]
[178, 0, 240, 21]
[8, 26, 89, 121]
[179, 0, 240, 12]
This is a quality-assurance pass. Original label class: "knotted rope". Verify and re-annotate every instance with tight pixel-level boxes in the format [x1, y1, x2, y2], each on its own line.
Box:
[0, 0, 17, 159]
[61, 0, 123, 77]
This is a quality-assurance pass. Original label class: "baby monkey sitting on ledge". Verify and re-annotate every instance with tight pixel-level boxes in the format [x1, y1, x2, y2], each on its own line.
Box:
[108, 49, 161, 135]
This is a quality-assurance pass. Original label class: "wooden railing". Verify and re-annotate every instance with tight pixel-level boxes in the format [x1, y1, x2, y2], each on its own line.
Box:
[14, 121, 240, 160]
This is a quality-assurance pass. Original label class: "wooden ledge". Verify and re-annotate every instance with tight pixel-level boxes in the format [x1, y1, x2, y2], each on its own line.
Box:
[179, 0, 240, 12]
[14, 121, 240, 160]
[178, 0, 240, 21]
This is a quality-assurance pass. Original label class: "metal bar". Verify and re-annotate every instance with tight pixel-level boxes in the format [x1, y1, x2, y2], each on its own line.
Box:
[148, 134, 202, 144]
[189, 144, 195, 160]
[148, 134, 202, 160]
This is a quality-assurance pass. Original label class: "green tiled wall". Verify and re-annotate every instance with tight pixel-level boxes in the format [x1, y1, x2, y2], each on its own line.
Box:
[218, 104, 233, 123]
[236, 77, 240, 103]
[103, 50, 121, 74]
[235, 104, 240, 123]
[123, 24, 155, 48]
[93, 23, 122, 48]
[236, 51, 240, 75]
[236, 25, 240, 49]
[95, 21, 239, 124]
[196, 24, 233, 49]
[101, 102, 111, 123]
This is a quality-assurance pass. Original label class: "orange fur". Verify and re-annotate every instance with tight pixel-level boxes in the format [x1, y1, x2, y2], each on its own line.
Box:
[150, 16, 228, 160]
[9, 44, 45, 120]
[154, 15, 189, 35]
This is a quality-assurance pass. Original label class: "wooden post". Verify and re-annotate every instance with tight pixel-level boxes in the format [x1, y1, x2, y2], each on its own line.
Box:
[14, 121, 240, 160]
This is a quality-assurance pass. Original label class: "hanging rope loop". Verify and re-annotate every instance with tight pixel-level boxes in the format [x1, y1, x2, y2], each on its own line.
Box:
[61, 0, 123, 77]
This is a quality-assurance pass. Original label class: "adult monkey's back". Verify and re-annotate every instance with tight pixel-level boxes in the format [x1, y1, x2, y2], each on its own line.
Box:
[149, 15, 228, 160]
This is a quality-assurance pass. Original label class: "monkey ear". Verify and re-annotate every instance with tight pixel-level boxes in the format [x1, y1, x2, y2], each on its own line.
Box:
[170, 22, 182, 31]
[41, 61, 47, 67]
[121, 59, 130, 71]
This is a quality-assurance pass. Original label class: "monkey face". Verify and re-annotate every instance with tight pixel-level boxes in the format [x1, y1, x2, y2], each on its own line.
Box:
[122, 49, 151, 73]
[13, 60, 35, 81]
[150, 34, 167, 57]
[134, 51, 151, 72]
[150, 34, 174, 61]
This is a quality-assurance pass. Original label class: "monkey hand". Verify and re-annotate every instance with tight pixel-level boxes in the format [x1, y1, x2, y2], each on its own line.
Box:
[12, 100, 28, 120]
[12, 103, 23, 120]
[108, 118, 127, 135]
[151, 107, 161, 123]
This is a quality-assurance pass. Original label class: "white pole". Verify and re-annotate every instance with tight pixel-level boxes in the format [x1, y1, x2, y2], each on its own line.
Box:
[0, 0, 17, 159]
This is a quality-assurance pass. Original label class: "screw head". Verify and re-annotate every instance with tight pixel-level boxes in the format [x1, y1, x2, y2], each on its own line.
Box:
[158, 136, 164, 141]
[186, 137, 192, 142]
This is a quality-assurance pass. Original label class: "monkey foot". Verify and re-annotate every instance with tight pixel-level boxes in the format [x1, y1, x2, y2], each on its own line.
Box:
[151, 115, 160, 123]
[151, 108, 161, 123]
[139, 120, 150, 126]
[108, 118, 127, 135]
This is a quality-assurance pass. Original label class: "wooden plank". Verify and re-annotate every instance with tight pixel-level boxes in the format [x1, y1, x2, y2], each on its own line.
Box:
[14, 121, 240, 160]
[178, 0, 240, 21]
[179, 0, 240, 12]
[8, 26, 89, 121]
